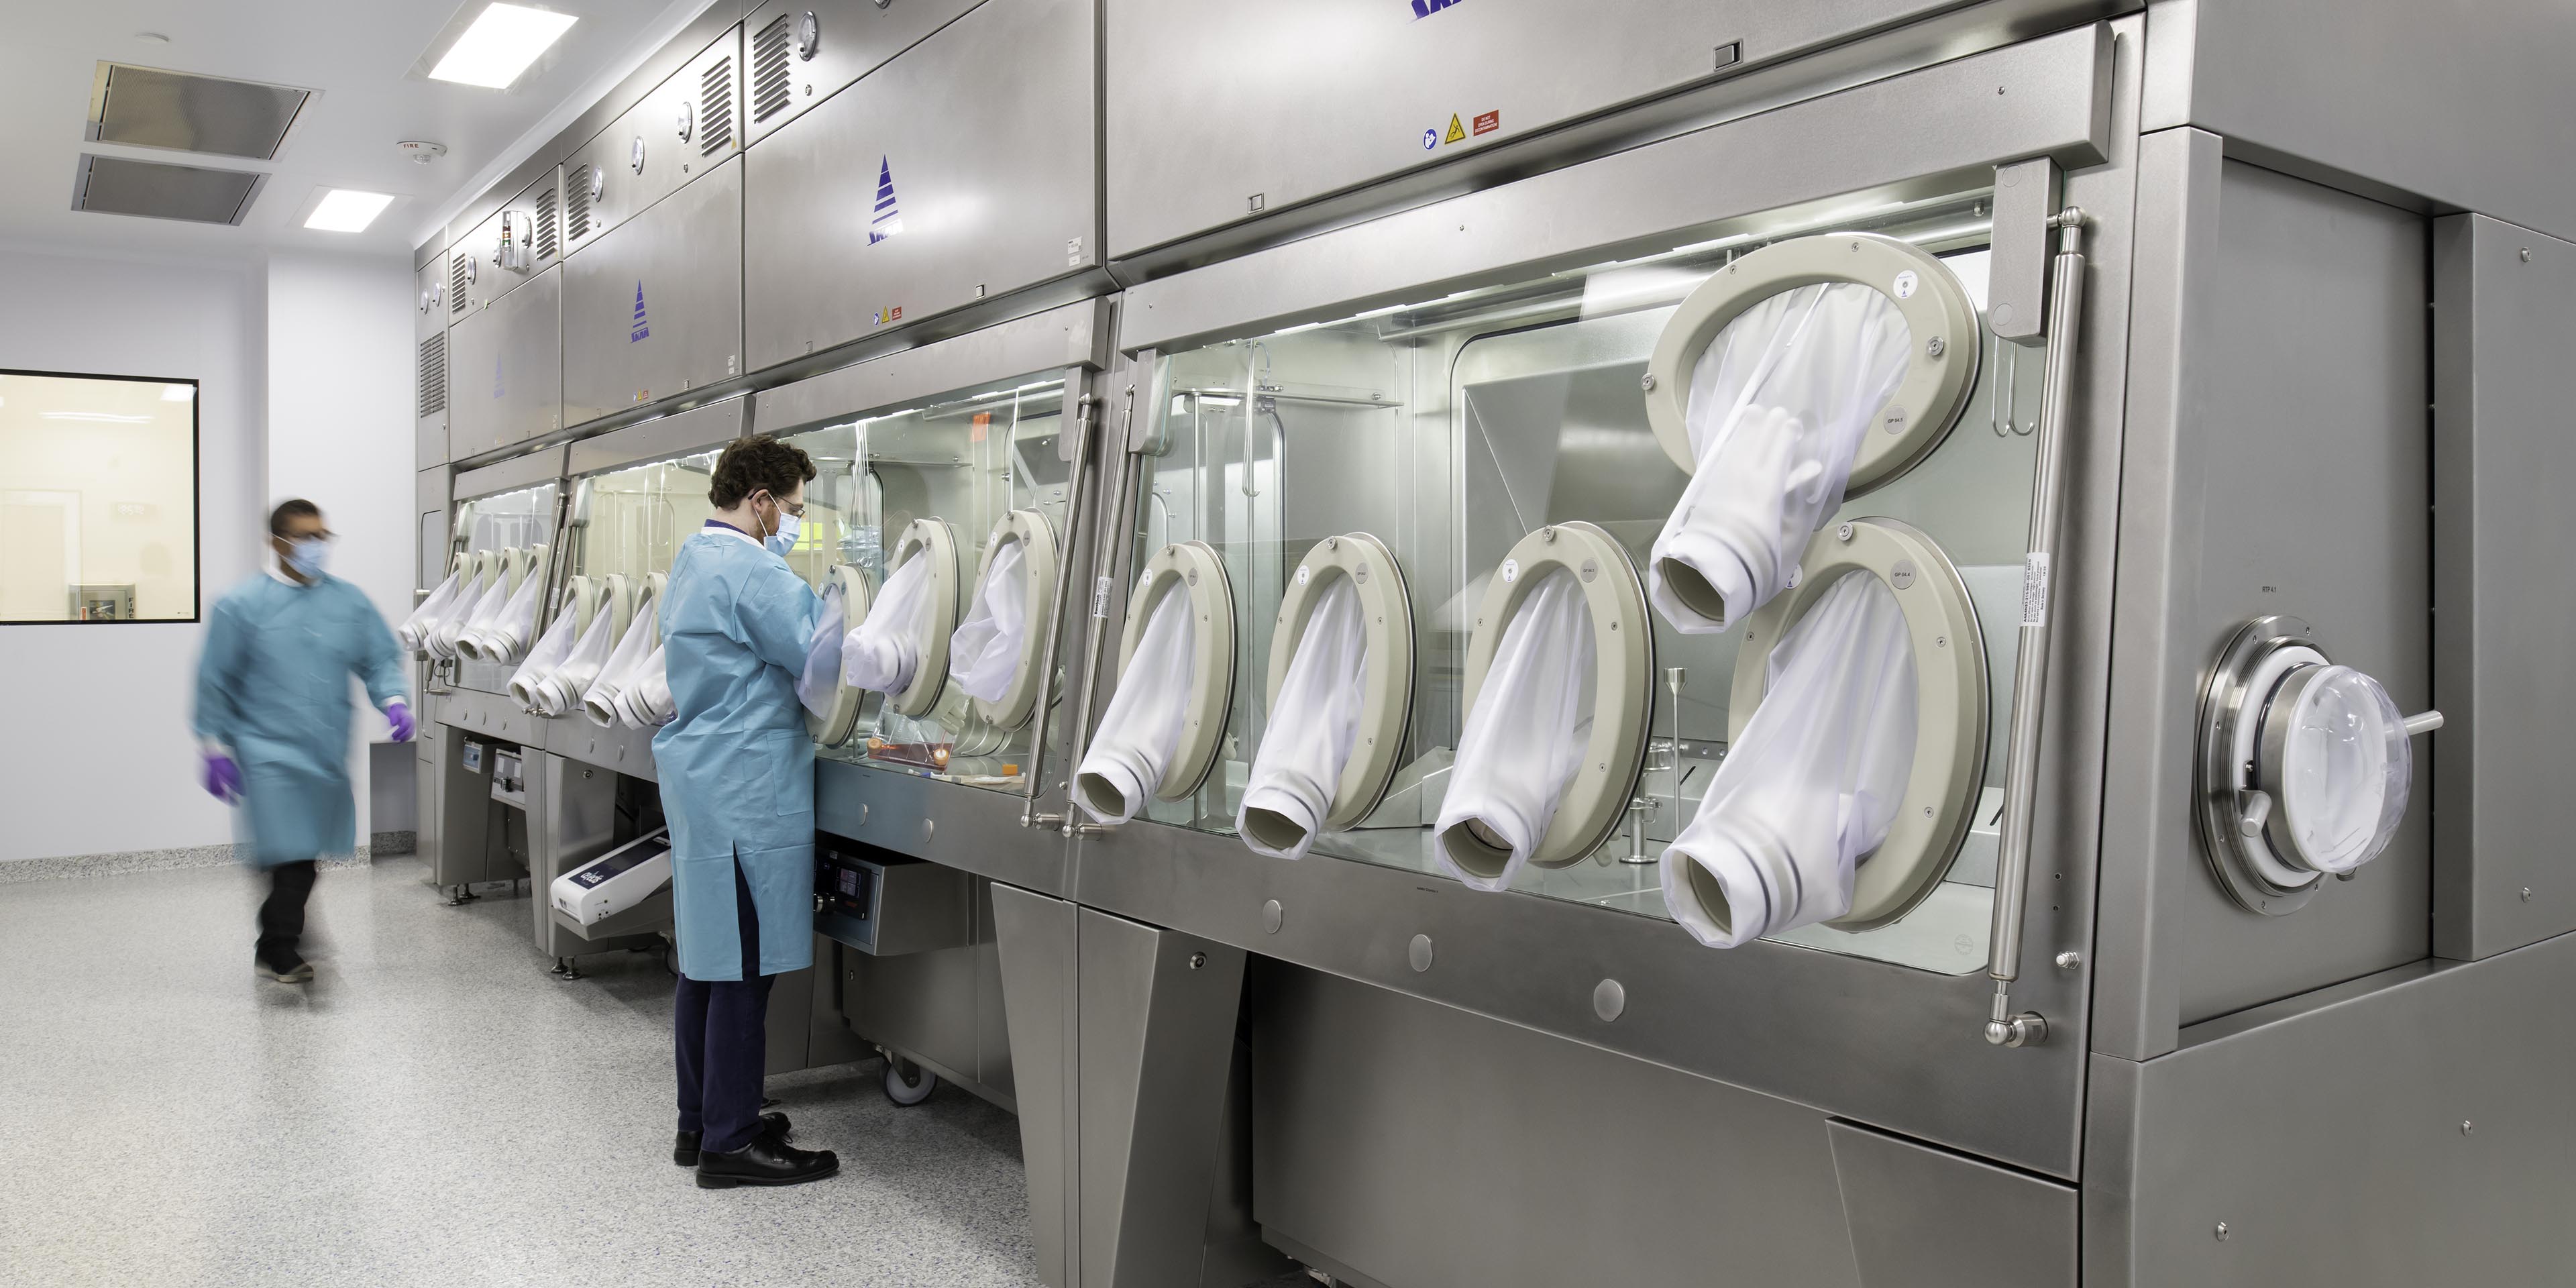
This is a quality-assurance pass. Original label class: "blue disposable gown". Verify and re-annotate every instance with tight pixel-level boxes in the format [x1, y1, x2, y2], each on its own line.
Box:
[193, 574, 411, 868]
[653, 524, 824, 981]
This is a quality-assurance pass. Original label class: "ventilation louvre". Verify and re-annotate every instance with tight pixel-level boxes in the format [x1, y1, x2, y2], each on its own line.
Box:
[89, 62, 311, 162]
[449, 254, 469, 313]
[751, 15, 792, 123]
[535, 189, 558, 262]
[565, 165, 594, 243]
[73, 154, 264, 225]
[700, 57, 735, 155]
[417, 333, 447, 419]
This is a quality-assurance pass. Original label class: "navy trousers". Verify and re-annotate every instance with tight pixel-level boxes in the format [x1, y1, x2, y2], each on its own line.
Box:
[674, 856, 774, 1155]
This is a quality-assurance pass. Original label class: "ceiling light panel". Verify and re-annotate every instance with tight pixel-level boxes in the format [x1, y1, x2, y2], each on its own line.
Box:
[429, 5, 580, 89]
[307, 189, 395, 232]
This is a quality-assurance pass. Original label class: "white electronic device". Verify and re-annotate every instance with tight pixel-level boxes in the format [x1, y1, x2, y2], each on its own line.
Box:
[550, 829, 672, 927]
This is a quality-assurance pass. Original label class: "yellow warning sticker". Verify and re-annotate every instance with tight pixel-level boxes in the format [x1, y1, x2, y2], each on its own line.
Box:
[1444, 114, 1467, 145]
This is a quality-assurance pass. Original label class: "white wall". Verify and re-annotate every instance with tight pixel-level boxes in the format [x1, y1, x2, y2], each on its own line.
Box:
[0, 243, 416, 863]
[0, 246, 262, 862]
[266, 250, 419, 845]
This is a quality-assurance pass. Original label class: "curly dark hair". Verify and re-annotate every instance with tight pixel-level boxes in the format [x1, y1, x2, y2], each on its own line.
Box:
[708, 435, 817, 509]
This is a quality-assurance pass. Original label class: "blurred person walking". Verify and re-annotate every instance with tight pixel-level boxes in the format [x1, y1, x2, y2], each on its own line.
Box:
[194, 499, 414, 983]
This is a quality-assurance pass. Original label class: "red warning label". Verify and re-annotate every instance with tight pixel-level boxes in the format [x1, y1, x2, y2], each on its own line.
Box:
[1472, 110, 1501, 136]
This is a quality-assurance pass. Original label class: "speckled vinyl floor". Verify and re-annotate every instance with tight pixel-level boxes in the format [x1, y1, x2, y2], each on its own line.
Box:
[0, 858, 1044, 1288]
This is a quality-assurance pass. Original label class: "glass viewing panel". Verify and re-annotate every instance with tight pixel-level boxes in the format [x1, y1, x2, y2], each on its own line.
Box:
[1127, 192, 2040, 973]
[451, 482, 558, 693]
[776, 374, 1073, 791]
[563, 446, 722, 599]
[0, 371, 199, 623]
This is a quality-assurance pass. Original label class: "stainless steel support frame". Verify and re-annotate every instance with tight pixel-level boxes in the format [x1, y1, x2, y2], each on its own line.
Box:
[989, 883, 1285, 1288]
[1984, 206, 2088, 1049]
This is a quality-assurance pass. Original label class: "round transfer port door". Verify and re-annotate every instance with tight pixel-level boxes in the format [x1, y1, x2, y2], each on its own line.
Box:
[809, 564, 874, 747]
[2198, 616, 2440, 916]
[1439, 521, 1655, 886]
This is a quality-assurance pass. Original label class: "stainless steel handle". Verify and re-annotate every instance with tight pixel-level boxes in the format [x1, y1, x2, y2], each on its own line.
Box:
[1019, 392, 1102, 832]
[1984, 207, 2088, 1049]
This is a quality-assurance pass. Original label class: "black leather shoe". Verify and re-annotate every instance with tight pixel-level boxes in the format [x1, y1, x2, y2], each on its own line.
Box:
[672, 1112, 791, 1166]
[696, 1136, 839, 1189]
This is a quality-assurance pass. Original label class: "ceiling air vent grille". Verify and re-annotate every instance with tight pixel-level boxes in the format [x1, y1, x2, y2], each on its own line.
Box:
[535, 188, 558, 261]
[72, 154, 264, 225]
[417, 333, 447, 419]
[700, 58, 735, 155]
[449, 254, 470, 313]
[89, 62, 312, 161]
[751, 15, 792, 122]
[565, 165, 594, 242]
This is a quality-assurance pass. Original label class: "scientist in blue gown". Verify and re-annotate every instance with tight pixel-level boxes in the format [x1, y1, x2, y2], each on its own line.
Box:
[653, 435, 842, 1189]
[193, 499, 414, 983]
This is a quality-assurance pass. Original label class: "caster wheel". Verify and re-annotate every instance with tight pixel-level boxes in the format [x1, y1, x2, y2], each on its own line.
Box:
[884, 1057, 937, 1107]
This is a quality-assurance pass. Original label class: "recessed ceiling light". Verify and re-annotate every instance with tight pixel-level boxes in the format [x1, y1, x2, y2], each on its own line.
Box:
[428, 4, 578, 89]
[163, 384, 195, 402]
[305, 189, 394, 232]
[44, 411, 156, 423]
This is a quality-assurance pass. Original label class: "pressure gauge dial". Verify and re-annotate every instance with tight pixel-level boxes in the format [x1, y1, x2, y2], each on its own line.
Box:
[796, 11, 820, 59]
[630, 135, 647, 174]
[2197, 616, 2441, 915]
[677, 100, 694, 142]
[588, 164, 606, 203]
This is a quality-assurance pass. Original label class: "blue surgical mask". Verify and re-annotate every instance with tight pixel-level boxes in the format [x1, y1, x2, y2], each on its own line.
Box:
[286, 537, 331, 579]
[765, 509, 801, 556]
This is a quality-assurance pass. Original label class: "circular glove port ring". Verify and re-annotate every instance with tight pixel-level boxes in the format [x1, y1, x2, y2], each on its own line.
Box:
[561, 575, 598, 639]
[1250, 533, 1416, 845]
[887, 519, 963, 719]
[1724, 518, 1988, 931]
[810, 564, 874, 747]
[1644, 232, 1982, 496]
[592, 572, 635, 645]
[970, 508, 1063, 733]
[2196, 616, 2436, 916]
[1449, 521, 1655, 877]
[1111, 540, 1236, 803]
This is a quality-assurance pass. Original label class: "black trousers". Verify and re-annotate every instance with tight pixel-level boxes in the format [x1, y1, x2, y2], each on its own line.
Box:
[674, 856, 773, 1155]
[256, 860, 319, 962]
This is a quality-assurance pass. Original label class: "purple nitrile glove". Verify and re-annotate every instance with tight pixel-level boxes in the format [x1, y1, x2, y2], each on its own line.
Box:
[386, 700, 416, 743]
[203, 753, 243, 803]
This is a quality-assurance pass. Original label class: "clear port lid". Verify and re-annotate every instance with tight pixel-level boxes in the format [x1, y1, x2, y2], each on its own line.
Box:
[2275, 664, 2412, 874]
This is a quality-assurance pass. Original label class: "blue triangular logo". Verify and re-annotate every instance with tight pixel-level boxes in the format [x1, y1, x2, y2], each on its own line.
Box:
[869, 157, 902, 246]
[630, 280, 650, 342]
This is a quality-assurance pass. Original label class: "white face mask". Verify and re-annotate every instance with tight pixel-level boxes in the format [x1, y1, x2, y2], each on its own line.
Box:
[285, 537, 330, 579]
